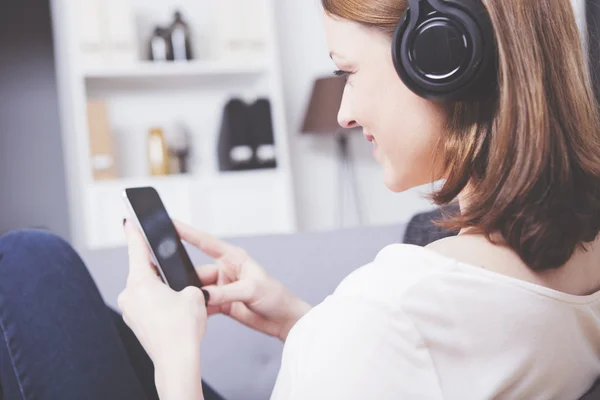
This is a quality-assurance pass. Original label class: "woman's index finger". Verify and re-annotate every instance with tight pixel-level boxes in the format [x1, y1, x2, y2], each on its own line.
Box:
[173, 219, 234, 259]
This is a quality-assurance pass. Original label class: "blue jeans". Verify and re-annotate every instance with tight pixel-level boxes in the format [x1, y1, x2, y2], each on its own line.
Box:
[0, 230, 224, 400]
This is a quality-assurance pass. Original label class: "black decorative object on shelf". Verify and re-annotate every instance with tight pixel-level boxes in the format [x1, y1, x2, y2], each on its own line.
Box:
[251, 98, 277, 169]
[147, 10, 194, 62]
[218, 99, 254, 171]
[217, 98, 277, 172]
[169, 10, 194, 61]
[149, 26, 171, 61]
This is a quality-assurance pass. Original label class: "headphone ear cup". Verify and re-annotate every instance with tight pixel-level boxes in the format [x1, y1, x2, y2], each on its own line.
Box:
[392, 0, 496, 102]
[392, 6, 421, 97]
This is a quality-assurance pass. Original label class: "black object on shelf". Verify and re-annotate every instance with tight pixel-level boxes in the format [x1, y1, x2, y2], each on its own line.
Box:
[218, 99, 255, 171]
[217, 98, 277, 172]
[169, 10, 193, 61]
[250, 98, 277, 169]
[149, 26, 171, 61]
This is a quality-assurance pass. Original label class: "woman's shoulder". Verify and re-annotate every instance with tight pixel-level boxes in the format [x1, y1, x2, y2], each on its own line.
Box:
[424, 233, 506, 271]
[332, 239, 504, 301]
[334, 237, 600, 309]
[332, 242, 460, 302]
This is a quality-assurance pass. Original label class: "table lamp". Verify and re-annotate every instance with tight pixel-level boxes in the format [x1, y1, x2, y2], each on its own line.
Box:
[301, 75, 363, 227]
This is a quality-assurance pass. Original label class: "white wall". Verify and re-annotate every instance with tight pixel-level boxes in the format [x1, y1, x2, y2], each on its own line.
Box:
[0, 0, 70, 237]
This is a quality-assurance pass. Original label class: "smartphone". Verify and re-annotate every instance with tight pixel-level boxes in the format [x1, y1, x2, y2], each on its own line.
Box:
[122, 186, 204, 293]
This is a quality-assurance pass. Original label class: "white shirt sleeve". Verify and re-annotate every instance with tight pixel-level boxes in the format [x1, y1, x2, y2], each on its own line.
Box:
[271, 292, 444, 400]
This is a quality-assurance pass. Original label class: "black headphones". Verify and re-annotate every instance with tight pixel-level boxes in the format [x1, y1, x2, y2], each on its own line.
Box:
[392, 0, 497, 102]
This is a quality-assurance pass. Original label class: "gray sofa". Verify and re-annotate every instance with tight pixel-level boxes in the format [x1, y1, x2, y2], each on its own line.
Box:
[82, 222, 408, 400]
[80, 209, 600, 400]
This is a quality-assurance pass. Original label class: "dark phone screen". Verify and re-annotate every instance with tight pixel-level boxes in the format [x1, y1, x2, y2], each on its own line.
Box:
[126, 187, 203, 292]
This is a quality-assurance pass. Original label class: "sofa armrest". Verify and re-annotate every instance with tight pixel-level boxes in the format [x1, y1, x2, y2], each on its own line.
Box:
[403, 205, 459, 246]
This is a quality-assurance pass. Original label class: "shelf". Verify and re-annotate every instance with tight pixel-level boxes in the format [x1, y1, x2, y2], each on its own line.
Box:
[84, 168, 292, 249]
[83, 60, 269, 80]
[213, 168, 282, 180]
[52, 0, 297, 251]
[92, 174, 195, 190]
[89, 169, 282, 192]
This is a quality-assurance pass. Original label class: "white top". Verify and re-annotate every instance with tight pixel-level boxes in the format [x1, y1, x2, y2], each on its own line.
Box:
[271, 244, 600, 400]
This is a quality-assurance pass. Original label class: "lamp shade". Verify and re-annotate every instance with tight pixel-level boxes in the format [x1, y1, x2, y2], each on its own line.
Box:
[301, 75, 347, 135]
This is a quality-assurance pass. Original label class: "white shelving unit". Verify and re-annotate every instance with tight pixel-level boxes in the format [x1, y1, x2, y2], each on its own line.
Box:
[51, 0, 298, 251]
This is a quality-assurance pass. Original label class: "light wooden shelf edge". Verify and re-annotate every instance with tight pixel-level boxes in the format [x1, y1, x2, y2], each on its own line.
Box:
[82, 60, 269, 80]
[89, 168, 284, 189]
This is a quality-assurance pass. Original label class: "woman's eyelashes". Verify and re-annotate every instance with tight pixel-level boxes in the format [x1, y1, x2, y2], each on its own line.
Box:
[334, 69, 351, 82]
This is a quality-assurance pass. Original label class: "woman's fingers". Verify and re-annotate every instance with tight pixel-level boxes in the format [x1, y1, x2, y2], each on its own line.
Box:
[228, 302, 280, 338]
[123, 219, 159, 286]
[206, 305, 222, 316]
[173, 220, 235, 259]
[117, 291, 130, 321]
[203, 281, 256, 306]
[194, 264, 220, 286]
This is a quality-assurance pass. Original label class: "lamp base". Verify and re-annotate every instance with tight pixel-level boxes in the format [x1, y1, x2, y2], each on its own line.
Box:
[336, 132, 363, 228]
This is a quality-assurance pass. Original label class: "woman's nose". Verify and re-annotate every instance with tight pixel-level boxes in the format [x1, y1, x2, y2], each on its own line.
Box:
[338, 115, 358, 129]
[337, 92, 358, 129]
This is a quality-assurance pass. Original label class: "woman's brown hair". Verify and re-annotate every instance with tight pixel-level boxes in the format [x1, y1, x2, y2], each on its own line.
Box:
[322, 0, 600, 270]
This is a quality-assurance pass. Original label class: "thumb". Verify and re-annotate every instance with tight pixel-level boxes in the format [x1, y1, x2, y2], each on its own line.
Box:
[205, 281, 256, 306]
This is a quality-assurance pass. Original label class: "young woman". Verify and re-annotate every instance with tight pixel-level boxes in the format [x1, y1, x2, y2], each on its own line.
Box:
[1, 0, 600, 399]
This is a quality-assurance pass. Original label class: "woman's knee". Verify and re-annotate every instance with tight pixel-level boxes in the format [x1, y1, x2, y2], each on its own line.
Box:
[0, 229, 80, 275]
[0, 229, 71, 253]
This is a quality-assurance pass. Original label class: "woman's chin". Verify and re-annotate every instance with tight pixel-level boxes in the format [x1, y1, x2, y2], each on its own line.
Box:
[384, 179, 413, 193]
[382, 166, 429, 193]
[383, 170, 410, 193]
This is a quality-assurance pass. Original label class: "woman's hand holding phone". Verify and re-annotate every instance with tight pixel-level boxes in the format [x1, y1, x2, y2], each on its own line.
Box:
[174, 220, 312, 342]
[119, 219, 207, 400]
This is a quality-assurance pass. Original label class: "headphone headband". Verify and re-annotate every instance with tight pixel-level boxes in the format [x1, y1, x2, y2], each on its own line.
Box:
[392, 0, 497, 102]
